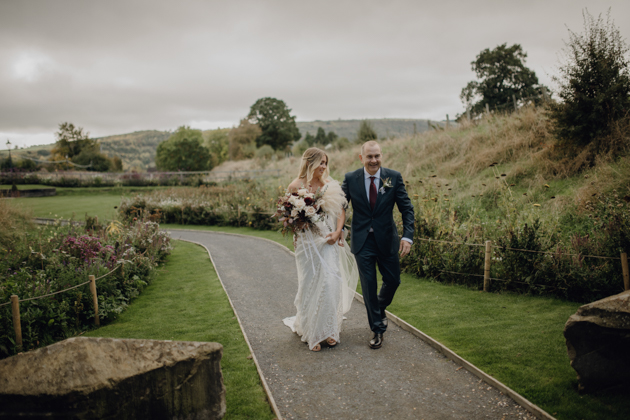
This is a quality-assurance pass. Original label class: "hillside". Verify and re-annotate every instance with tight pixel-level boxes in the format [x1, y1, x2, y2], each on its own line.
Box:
[296, 118, 442, 140]
[3, 119, 442, 171]
[96, 130, 171, 170]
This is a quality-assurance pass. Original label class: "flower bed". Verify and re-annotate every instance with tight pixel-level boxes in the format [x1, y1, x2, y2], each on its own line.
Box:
[119, 180, 282, 230]
[0, 219, 172, 358]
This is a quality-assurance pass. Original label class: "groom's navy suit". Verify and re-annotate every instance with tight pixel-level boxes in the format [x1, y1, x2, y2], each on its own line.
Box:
[341, 167, 414, 334]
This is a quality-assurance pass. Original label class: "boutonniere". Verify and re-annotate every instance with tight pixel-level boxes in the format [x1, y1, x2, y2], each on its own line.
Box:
[379, 177, 393, 194]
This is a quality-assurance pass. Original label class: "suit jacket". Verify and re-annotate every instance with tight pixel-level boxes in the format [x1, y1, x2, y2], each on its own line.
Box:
[341, 167, 415, 256]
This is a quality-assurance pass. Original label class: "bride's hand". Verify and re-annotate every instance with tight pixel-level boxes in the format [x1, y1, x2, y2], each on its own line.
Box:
[325, 231, 341, 245]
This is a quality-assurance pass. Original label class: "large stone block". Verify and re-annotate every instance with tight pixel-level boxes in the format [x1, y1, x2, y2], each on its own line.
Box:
[0, 337, 225, 419]
[564, 290, 630, 391]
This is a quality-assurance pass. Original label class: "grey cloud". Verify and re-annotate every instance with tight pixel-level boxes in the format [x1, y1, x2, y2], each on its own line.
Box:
[1, 0, 629, 145]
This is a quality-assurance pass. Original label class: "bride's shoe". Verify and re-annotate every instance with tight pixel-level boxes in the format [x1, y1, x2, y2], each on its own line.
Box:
[311, 343, 321, 352]
[326, 338, 337, 347]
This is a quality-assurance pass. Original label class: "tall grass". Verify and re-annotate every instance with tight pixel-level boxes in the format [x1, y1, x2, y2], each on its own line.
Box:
[101, 106, 630, 301]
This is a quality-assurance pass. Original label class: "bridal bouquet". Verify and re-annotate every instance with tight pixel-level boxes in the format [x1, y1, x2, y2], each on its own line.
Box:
[273, 186, 327, 236]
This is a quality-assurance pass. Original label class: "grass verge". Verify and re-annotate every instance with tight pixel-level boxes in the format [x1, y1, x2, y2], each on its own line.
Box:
[386, 275, 630, 420]
[84, 239, 276, 420]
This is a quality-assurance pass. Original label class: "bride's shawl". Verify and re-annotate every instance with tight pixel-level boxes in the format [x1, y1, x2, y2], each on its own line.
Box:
[320, 179, 347, 222]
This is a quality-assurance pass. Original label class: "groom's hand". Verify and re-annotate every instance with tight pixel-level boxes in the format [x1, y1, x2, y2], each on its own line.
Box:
[399, 240, 411, 258]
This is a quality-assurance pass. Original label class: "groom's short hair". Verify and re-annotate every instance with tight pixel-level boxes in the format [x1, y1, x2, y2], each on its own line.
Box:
[361, 140, 381, 156]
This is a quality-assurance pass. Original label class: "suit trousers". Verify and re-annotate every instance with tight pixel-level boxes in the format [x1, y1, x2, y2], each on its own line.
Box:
[355, 232, 401, 334]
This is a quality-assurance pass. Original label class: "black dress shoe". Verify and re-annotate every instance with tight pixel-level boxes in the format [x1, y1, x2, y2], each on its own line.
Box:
[369, 333, 383, 349]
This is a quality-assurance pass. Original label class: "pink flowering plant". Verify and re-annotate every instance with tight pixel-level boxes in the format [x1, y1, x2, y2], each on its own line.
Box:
[0, 217, 172, 358]
[273, 186, 326, 236]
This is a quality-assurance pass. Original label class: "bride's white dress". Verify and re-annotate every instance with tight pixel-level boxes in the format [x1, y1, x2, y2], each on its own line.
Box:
[282, 179, 359, 350]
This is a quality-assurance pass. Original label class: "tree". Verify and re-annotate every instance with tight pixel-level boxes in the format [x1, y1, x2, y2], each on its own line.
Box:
[314, 127, 327, 145]
[303, 132, 315, 147]
[326, 131, 338, 144]
[51, 122, 94, 160]
[357, 120, 378, 142]
[549, 10, 630, 153]
[228, 119, 262, 160]
[155, 126, 212, 171]
[50, 122, 121, 171]
[247, 97, 301, 150]
[204, 128, 230, 167]
[460, 44, 546, 117]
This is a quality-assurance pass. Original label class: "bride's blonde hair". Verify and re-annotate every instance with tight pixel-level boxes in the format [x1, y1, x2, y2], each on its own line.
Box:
[298, 147, 329, 185]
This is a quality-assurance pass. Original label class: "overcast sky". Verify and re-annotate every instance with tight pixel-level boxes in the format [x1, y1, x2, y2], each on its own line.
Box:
[1, 0, 629, 147]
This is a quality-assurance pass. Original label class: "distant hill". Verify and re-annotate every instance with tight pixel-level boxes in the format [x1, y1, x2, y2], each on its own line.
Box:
[1, 130, 171, 171]
[2, 119, 445, 171]
[296, 118, 441, 140]
[96, 130, 171, 171]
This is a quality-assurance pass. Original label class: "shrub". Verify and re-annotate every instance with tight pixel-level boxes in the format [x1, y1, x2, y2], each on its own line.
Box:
[550, 10, 630, 155]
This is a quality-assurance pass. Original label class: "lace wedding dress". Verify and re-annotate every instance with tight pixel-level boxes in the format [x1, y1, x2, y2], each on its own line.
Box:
[283, 179, 359, 350]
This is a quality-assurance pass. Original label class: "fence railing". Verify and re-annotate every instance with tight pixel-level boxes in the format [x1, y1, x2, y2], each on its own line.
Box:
[0, 259, 136, 349]
[416, 237, 630, 292]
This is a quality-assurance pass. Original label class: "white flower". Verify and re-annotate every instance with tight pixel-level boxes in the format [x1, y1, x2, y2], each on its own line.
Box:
[294, 198, 306, 209]
[297, 188, 308, 197]
[291, 208, 299, 217]
[305, 206, 317, 217]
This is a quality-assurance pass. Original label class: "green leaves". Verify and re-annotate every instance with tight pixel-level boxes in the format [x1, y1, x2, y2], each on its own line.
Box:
[461, 43, 547, 117]
[550, 10, 630, 154]
[155, 126, 212, 171]
[247, 97, 301, 151]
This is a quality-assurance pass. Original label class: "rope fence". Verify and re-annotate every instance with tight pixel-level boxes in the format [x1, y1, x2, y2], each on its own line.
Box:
[416, 237, 630, 293]
[2, 259, 132, 348]
[415, 237, 622, 260]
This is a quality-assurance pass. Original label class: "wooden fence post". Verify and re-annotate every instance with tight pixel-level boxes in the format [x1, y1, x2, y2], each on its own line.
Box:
[484, 241, 492, 292]
[89, 275, 100, 326]
[446, 114, 450, 129]
[466, 106, 471, 121]
[237, 204, 241, 227]
[485, 103, 490, 115]
[622, 252, 629, 291]
[11, 295, 22, 348]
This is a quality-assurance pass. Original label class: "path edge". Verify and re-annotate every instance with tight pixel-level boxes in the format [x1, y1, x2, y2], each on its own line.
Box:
[170, 229, 554, 420]
[174, 237, 283, 420]
[353, 291, 556, 420]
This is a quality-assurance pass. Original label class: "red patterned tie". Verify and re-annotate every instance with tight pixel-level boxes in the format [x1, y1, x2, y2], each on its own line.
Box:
[369, 176, 377, 211]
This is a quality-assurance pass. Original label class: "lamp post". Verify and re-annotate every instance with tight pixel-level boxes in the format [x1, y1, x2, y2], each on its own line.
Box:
[5, 139, 12, 170]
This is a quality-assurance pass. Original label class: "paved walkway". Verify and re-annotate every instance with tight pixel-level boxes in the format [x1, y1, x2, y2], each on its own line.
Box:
[169, 230, 538, 420]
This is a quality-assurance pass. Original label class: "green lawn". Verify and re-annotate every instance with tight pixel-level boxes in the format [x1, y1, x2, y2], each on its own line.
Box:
[0, 184, 54, 190]
[385, 276, 630, 420]
[5, 186, 169, 221]
[85, 240, 275, 420]
[9, 194, 122, 221]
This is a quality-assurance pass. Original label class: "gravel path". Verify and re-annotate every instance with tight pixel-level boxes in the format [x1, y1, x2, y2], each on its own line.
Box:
[168, 229, 538, 420]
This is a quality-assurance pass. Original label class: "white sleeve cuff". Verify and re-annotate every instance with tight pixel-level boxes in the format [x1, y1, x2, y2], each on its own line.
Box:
[402, 237, 413, 245]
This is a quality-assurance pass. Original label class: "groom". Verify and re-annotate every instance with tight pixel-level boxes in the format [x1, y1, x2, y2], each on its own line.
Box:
[341, 140, 415, 349]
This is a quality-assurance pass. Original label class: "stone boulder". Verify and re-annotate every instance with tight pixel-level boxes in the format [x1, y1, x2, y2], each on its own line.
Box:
[0, 337, 226, 419]
[564, 290, 630, 391]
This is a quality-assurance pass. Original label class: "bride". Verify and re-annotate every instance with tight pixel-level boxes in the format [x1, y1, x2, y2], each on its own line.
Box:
[283, 147, 359, 352]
